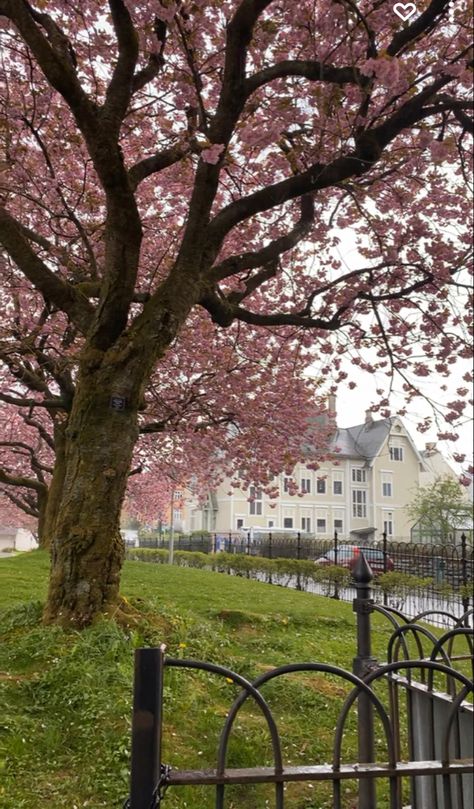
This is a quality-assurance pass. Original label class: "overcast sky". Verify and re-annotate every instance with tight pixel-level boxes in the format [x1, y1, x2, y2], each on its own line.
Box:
[310, 228, 473, 477]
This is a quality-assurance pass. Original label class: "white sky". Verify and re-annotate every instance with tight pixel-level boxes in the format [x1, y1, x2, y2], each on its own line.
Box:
[310, 229, 473, 477]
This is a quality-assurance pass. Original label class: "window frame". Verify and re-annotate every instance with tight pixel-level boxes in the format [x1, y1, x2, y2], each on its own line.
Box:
[301, 476, 311, 494]
[351, 468, 367, 484]
[316, 478, 327, 494]
[389, 444, 404, 462]
[301, 516, 311, 532]
[249, 486, 263, 516]
[352, 489, 367, 518]
[332, 471, 344, 496]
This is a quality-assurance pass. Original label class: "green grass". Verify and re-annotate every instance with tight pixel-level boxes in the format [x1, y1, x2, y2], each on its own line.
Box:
[0, 551, 443, 808]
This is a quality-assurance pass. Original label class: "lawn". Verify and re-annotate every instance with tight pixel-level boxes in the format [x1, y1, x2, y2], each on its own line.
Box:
[0, 551, 404, 808]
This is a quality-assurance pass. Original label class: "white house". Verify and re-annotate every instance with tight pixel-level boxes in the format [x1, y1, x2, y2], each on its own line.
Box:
[185, 403, 431, 542]
[0, 527, 38, 553]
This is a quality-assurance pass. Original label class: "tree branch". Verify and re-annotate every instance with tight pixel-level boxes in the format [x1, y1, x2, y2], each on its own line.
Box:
[208, 74, 457, 241]
[0, 467, 48, 495]
[0, 486, 41, 518]
[101, 0, 139, 137]
[131, 16, 167, 93]
[129, 141, 193, 189]
[245, 60, 368, 96]
[0, 392, 66, 410]
[387, 0, 451, 57]
[0, 0, 97, 132]
[0, 207, 94, 333]
[210, 194, 314, 281]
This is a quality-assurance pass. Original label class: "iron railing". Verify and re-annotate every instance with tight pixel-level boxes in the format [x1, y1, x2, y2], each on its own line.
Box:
[130, 532, 473, 623]
[125, 555, 474, 809]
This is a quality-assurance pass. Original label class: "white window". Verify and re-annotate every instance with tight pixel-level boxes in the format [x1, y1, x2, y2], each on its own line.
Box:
[301, 477, 311, 494]
[389, 445, 404, 461]
[333, 510, 344, 535]
[381, 473, 393, 497]
[283, 517, 293, 529]
[316, 518, 326, 533]
[352, 468, 367, 484]
[316, 478, 326, 494]
[236, 518, 244, 529]
[283, 477, 292, 493]
[173, 509, 181, 521]
[333, 471, 344, 496]
[301, 516, 311, 532]
[268, 519, 274, 528]
[249, 487, 262, 515]
[352, 490, 367, 518]
[383, 512, 394, 536]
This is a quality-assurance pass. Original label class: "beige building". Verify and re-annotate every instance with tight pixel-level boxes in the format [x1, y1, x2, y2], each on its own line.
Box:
[186, 409, 430, 542]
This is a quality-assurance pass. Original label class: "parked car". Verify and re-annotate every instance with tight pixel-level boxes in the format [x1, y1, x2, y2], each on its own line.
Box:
[314, 544, 394, 575]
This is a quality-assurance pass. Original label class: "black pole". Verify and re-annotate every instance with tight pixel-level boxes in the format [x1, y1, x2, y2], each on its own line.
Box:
[333, 530, 340, 600]
[296, 531, 302, 590]
[352, 553, 377, 809]
[461, 532, 469, 618]
[129, 646, 165, 809]
[268, 532, 273, 584]
[382, 530, 388, 607]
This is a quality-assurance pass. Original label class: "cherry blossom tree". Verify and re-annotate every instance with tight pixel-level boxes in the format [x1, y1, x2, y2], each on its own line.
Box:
[0, 0, 472, 626]
[0, 404, 54, 539]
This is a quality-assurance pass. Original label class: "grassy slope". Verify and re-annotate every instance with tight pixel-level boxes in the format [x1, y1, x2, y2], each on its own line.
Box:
[0, 552, 396, 809]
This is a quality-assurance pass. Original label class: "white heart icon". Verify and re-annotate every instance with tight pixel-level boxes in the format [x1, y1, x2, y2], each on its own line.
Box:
[393, 3, 417, 21]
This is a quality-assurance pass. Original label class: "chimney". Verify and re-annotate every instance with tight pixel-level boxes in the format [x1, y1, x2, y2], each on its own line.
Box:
[327, 394, 337, 422]
[365, 409, 374, 426]
[425, 441, 437, 455]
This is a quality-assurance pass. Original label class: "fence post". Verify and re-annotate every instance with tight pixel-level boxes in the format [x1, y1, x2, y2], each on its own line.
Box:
[247, 531, 251, 556]
[352, 553, 377, 809]
[129, 646, 165, 809]
[333, 530, 340, 600]
[296, 532, 302, 591]
[461, 532, 469, 617]
[382, 531, 388, 607]
[268, 532, 273, 584]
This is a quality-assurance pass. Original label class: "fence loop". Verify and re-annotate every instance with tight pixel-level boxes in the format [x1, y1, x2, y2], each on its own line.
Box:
[150, 764, 172, 808]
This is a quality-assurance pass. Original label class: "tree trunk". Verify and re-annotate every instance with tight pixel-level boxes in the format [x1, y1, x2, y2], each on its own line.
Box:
[39, 421, 68, 550]
[43, 356, 141, 627]
[36, 489, 49, 549]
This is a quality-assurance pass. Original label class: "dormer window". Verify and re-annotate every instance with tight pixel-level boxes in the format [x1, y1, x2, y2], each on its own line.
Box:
[389, 445, 404, 461]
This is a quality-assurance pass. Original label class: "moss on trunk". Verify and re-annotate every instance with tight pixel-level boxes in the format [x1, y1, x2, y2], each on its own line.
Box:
[43, 360, 140, 627]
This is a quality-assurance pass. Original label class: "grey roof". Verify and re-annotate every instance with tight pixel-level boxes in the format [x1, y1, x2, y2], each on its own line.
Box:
[330, 418, 393, 461]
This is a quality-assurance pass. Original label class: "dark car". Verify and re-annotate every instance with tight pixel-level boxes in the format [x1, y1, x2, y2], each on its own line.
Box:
[314, 544, 394, 575]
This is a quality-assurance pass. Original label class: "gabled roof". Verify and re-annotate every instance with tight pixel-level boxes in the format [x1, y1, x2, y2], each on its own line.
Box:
[330, 418, 393, 461]
[329, 416, 427, 469]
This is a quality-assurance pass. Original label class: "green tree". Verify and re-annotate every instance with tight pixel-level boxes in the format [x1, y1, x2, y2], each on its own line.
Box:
[407, 477, 473, 543]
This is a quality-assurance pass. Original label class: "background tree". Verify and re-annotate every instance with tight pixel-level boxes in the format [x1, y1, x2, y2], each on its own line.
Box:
[0, 0, 472, 626]
[407, 476, 473, 543]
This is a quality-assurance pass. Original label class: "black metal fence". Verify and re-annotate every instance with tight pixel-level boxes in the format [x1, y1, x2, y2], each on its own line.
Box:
[138, 532, 472, 580]
[136, 531, 473, 616]
[125, 556, 474, 809]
